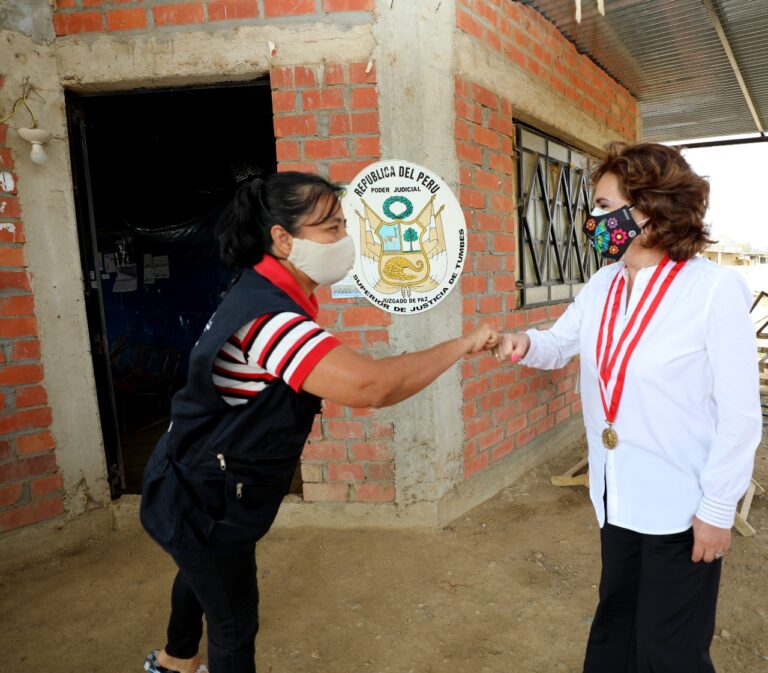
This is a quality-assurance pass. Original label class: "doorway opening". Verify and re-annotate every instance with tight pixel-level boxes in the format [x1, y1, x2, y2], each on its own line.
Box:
[66, 80, 277, 496]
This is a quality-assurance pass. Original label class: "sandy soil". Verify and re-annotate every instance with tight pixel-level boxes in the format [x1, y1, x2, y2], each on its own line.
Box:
[2, 440, 767, 673]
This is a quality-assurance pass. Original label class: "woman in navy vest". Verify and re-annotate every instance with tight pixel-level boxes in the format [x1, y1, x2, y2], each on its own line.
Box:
[141, 171, 498, 673]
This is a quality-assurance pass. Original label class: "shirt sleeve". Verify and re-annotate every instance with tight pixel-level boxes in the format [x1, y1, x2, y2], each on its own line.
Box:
[242, 312, 341, 393]
[696, 270, 762, 528]
[520, 281, 589, 370]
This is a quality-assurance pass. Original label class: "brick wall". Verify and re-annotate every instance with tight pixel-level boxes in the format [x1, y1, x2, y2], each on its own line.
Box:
[0, 80, 65, 533]
[269, 62, 394, 504]
[456, 76, 581, 479]
[457, 0, 638, 140]
[52, 0, 374, 36]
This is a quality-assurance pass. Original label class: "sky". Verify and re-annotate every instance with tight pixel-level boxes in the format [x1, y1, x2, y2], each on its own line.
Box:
[682, 140, 768, 250]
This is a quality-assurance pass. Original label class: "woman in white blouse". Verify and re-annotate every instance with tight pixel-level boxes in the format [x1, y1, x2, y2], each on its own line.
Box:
[494, 142, 761, 673]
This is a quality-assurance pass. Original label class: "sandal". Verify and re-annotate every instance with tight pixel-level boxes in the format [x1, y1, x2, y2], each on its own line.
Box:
[144, 650, 208, 673]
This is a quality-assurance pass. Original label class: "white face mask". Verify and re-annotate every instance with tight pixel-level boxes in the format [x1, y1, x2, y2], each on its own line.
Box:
[287, 235, 356, 287]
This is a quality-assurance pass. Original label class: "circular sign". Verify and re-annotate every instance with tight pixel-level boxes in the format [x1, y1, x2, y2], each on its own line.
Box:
[341, 160, 466, 314]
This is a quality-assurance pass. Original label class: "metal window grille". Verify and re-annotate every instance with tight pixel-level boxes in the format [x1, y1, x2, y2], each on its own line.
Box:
[517, 124, 602, 307]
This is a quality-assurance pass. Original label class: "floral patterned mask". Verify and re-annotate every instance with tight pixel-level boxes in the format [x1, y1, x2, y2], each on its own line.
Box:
[583, 205, 643, 261]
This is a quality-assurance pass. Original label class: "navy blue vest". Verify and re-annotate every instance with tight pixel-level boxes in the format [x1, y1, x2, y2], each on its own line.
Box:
[140, 268, 322, 553]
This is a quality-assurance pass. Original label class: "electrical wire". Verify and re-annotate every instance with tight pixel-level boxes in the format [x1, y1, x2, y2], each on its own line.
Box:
[0, 79, 37, 128]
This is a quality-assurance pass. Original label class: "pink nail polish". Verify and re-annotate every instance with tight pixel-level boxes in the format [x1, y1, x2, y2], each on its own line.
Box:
[511, 354, 520, 364]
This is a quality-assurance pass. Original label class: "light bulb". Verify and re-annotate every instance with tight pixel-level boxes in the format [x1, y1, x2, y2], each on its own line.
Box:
[30, 143, 48, 165]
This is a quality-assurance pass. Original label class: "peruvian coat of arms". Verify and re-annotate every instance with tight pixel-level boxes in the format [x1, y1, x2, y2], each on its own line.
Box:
[356, 194, 448, 298]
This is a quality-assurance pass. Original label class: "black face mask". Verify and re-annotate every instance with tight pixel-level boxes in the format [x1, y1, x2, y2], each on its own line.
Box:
[583, 205, 643, 261]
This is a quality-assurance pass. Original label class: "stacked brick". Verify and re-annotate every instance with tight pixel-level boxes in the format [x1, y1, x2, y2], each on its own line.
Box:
[52, 0, 375, 36]
[270, 62, 393, 503]
[457, 0, 639, 139]
[456, 76, 580, 479]
[0, 80, 64, 532]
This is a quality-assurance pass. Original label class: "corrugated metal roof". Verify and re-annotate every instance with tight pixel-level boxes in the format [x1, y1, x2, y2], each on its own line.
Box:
[519, 0, 768, 142]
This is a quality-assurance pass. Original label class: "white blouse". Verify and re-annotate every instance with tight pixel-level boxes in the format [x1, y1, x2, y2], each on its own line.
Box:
[521, 256, 761, 533]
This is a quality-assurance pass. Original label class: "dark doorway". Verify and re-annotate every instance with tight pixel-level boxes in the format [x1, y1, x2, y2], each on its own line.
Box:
[66, 80, 277, 496]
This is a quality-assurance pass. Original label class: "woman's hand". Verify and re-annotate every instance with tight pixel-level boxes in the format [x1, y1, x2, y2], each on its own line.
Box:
[463, 324, 499, 355]
[691, 516, 731, 563]
[492, 332, 531, 363]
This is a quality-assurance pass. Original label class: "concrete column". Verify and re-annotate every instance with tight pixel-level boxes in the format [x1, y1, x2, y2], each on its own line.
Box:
[373, 0, 462, 519]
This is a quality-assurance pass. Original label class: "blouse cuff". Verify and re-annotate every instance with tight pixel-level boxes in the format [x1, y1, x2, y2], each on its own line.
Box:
[695, 495, 737, 529]
[519, 329, 539, 366]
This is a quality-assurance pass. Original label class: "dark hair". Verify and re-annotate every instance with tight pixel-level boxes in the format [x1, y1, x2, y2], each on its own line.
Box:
[216, 171, 344, 268]
[591, 142, 714, 261]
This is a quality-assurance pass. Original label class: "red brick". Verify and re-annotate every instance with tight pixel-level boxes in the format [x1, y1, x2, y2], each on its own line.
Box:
[329, 160, 371, 183]
[275, 140, 300, 162]
[30, 474, 64, 499]
[277, 161, 320, 174]
[0, 483, 22, 507]
[352, 137, 380, 158]
[10, 340, 40, 361]
[350, 87, 377, 109]
[0, 294, 34, 316]
[323, 0, 373, 10]
[324, 420, 364, 439]
[349, 62, 376, 84]
[367, 421, 393, 439]
[15, 430, 53, 455]
[106, 8, 147, 30]
[271, 91, 296, 113]
[461, 274, 487, 294]
[324, 64, 345, 85]
[0, 364, 42, 387]
[328, 463, 364, 482]
[0, 196, 21, 218]
[362, 329, 388, 346]
[334, 330, 363, 349]
[464, 452, 489, 478]
[0, 317, 37, 338]
[459, 188, 484, 209]
[457, 141, 483, 165]
[302, 440, 347, 460]
[0, 222, 23, 244]
[0, 408, 52, 435]
[472, 84, 498, 109]
[293, 66, 317, 87]
[341, 306, 390, 327]
[304, 138, 349, 160]
[457, 8, 484, 39]
[53, 11, 103, 35]
[15, 385, 48, 408]
[0, 246, 24, 267]
[302, 89, 345, 110]
[0, 148, 14, 170]
[207, 0, 259, 21]
[491, 438, 515, 463]
[264, 0, 315, 16]
[355, 483, 394, 502]
[303, 483, 348, 502]
[365, 463, 393, 481]
[0, 496, 64, 532]
[474, 126, 499, 149]
[0, 271, 30, 291]
[152, 3, 205, 26]
[0, 454, 57, 483]
[273, 114, 317, 138]
[55, 0, 76, 7]
[350, 441, 393, 461]
[270, 66, 293, 88]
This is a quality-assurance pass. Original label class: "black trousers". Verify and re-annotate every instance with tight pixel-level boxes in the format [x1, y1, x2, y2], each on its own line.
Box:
[583, 523, 721, 673]
[165, 544, 259, 673]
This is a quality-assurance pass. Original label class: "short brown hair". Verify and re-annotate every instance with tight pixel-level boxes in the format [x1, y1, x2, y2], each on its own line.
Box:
[591, 142, 713, 261]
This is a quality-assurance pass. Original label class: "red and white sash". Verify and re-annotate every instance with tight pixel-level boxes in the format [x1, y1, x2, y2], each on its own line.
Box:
[596, 256, 686, 429]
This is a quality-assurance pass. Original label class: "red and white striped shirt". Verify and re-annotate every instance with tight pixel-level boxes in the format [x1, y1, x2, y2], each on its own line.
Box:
[213, 312, 338, 405]
[213, 255, 340, 406]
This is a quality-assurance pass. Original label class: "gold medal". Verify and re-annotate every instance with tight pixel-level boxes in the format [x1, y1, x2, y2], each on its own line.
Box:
[602, 425, 618, 449]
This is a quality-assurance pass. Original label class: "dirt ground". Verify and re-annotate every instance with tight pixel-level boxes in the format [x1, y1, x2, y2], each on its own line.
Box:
[2, 440, 767, 673]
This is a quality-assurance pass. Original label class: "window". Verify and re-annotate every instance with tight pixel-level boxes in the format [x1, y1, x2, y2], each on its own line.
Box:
[517, 125, 601, 307]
